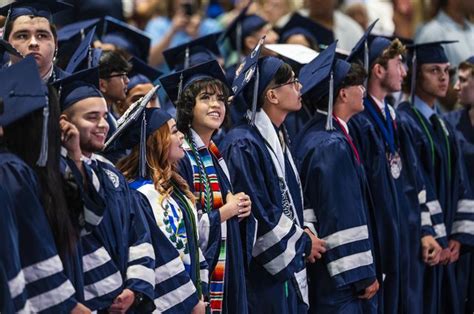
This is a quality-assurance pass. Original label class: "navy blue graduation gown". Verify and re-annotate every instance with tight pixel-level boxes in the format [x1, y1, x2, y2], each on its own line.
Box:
[444, 108, 474, 313]
[221, 122, 311, 314]
[79, 155, 155, 311]
[131, 180, 207, 313]
[397, 102, 474, 314]
[293, 113, 378, 313]
[0, 150, 78, 313]
[283, 105, 313, 146]
[178, 147, 249, 314]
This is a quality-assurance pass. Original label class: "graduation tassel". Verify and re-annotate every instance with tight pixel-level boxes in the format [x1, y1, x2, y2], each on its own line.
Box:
[184, 46, 190, 69]
[410, 51, 417, 105]
[2, 6, 11, 40]
[139, 112, 147, 178]
[325, 71, 334, 131]
[363, 39, 369, 91]
[36, 96, 49, 167]
[250, 66, 260, 126]
[236, 22, 243, 62]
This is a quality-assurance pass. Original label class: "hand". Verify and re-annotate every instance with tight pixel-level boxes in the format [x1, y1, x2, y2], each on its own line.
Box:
[219, 192, 247, 222]
[439, 247, 451, 265]
[108, 289, 135, 313]
[60, 115, 81, 161]
[304, 229, 326, 263]
[358, 279, 379, 299]
[448, 239, 461, 263]
[191, 299, 207, 314]
[237, 193, 252, 220]
[70, 303, 91, 314]
[421, 235, 442, 266]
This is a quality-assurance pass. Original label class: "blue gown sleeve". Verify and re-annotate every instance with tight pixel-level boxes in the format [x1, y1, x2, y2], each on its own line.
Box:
[298, 137, 376, 288]
[223, 137, 310, 282]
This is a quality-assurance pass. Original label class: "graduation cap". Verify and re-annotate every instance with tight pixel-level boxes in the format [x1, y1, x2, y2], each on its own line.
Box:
[101, 16, 151, 61]
[220, 3, 267, 56]
[128, 56, 162, 91]
[0, 56, 49, 165]
[299, 41, 351, 130]
[0, 0, 72, 27]
[0, 38, 22, 58]
[57, 18, 101, 43]
[160, 59, 230, 106]
[465, 56, 474, 64]
[163, 32, 222, 71]
[346, 19, 379, 72]
[53, 67, 102, 111]
[265, 44, 318, 65]
[105, 88, 162, 178]
[407, 40, 458, 103]
[64, 26, 97, 73]
[278, 12, 333, 48]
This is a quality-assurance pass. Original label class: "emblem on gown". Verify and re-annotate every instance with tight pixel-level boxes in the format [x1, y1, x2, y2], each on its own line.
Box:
[388, 152, 402, 179]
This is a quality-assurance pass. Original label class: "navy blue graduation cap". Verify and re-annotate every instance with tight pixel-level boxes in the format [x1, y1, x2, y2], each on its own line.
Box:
[128, 56, 162, 90]
[58, 18, 101, 42]
[105, 87, 162, 178]
[279, 12, 333, 48]
[64, 26, 97, 73]
[0, 38, 22, 58]
[163, 32, 222, 71]
[53, 67, 102, 111]
[0, 56, 49, 165]
[465, 55, 474, 64]
[220, 3, 267, 56]
[0, 0, 71, 24]
[160, 59, 231, 105]
[407, 40, 457, 103]
[299, 41, 351, 130]
[101, 16, 151, 61]
[346, 19, 378, 72]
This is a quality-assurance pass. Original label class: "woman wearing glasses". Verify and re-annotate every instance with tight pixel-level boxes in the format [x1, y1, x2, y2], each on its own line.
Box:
[220, 56, 326, 314]
[160, 60, 252, 314]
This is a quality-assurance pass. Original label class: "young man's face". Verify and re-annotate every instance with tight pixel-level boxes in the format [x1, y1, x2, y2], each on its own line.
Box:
[99, 72, 130, 104]
[379, 55, 407, 93]
[8, 16, 56, 77]
[418, 63, 450, 99]
[65, 97, 109, 157]
[454, 67, 474, 107]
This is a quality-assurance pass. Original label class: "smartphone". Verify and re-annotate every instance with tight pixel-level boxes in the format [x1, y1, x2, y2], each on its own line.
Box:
[182, 3, 194, 16]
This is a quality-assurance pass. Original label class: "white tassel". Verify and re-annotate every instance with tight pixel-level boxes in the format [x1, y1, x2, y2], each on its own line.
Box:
[250, 67, 259, 126]
[36, 96, 49, 167]
[325, 71, 334, 131]
[139, 112, 147, 178]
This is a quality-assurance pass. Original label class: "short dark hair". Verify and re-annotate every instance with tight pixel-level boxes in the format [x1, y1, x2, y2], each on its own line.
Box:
[176, 78, 230, 134]
[458, 60, 474, 76]
[99, 49, 132, 79]
[310, 62, 367, 110]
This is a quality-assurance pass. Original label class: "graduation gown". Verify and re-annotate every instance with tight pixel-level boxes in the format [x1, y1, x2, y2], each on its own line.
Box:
[177, 133, 249, 314]
[132, 180, 207, 313]
[78, 154, 156, 312]
[293, 112, 378, 313]
[221, 114, 311, 314]
[397, 101, 474, 314]
[0, 150, 77, 313]
[444, 108, 474, 313]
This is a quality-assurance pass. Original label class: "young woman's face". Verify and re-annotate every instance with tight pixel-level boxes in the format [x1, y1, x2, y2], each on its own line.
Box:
[191, 86, 226, 134]
[167, 119, 185, 162]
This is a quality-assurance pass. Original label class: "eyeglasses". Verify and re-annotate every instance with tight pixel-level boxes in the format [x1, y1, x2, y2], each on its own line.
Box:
[271, 77, 301, 89]
[106, 72, 128, 80]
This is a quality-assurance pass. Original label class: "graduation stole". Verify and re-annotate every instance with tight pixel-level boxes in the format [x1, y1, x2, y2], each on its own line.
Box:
[183, 129, 228, 313]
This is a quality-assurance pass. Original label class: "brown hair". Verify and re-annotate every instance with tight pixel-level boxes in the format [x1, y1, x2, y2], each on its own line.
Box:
[371, 38, 406, 70]
[117, 123, 194, 203]
[458, 60, 474, 76]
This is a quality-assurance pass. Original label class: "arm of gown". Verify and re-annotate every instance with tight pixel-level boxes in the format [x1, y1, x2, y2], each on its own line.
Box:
[223, 138, 310, 282]
[135, 191, 200, 314]
[299, 138, 376, 289]
[0, 162, 78, 313]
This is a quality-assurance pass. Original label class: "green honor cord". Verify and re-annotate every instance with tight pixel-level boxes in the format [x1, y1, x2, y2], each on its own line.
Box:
[412, 107, 451, 180]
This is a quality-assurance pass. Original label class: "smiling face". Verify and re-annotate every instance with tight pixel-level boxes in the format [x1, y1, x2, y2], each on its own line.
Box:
[65, 97, 109, 157]
[167, 119, 185, 162]
[191, 86, 226, 135]
[8, 16, 56, 77]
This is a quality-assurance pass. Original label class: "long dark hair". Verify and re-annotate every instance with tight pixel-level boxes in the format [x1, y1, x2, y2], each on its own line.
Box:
[3, 85, 79, 260]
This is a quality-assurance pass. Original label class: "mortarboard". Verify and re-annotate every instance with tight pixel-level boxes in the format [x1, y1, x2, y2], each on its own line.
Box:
[220, 3, 267, 56]
[264, 44, 318, 65]
[53, 67, 102, 111]
[278, 12, 333, 48]
[64, 26, 97, 73]
[0, 55, 46, 126]
[299, 41, 351, 130]
[57, 18, 101, 42]
[0, 38, 22, 58]
[128, 56, 162, 91]
[101, 16, 151, 61]
[0, 55, 50, 166]
[346, 19, 379, 72]
[163, 32, 222, 71]
[407, 40, 458, 103]
[160, 59, 231, 106]
[465, 56, 474, 64]
[105, 87, 162, 178]
[0, 0, 72, 26]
